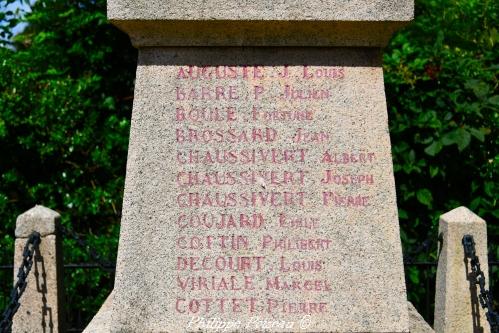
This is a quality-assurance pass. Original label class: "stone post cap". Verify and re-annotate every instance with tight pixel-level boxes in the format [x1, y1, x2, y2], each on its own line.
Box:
[15, 205, 60, 238]
[439, 206, 486, 225]
[107, 0, 414, 47]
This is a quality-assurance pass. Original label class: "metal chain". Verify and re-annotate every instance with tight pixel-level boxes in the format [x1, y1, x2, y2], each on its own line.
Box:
[0, 232, 41, 333]
[59, 225, 114, 272]
[463, 234, 499, 333]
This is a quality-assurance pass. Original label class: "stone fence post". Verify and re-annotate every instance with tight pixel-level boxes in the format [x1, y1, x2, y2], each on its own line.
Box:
[12, 205, 64, 333]
[434, 206, 490, 333]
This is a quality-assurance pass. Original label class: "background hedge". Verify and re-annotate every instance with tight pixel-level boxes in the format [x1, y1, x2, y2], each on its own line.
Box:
[0, 0, 497, 329]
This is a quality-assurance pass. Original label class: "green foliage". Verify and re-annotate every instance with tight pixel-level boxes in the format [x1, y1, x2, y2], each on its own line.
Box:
[0, 0, 497, 328]
[0, 0, 136, 327]
[384, 0, 498, 319]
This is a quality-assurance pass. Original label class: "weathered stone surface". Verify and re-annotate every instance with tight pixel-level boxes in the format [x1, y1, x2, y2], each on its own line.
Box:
[434, 206, 489, 333]
[15, 205, 60, 238]
[107, 0, 413, 47]
[408, 302, 434, 333]
[89, 294, 433, 333]
[109, 0, 413, 21]
[13, 234, 64, 333]
[83, 292, 114, 333]
[86, 47, 410, 332]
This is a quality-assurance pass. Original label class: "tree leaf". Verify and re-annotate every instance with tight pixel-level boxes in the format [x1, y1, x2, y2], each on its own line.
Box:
[465, 79, 490, 99]
[398, 208, 409, 219]
[424, 140, 442, 156]
[455, 128, 471, 151]
[488, 95, 499, 106]
[442, 128, 471, 151]
[430, 165, 439, 178]
[469, 128, 485, 142]
[416, 189, 433, 207]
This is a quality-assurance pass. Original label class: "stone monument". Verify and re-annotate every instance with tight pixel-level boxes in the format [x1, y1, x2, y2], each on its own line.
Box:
[86, 1, 414, 332]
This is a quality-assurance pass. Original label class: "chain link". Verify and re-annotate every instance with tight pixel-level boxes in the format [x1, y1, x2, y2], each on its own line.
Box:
[0, 232, 41, 333]
[463, 234, 499, 333]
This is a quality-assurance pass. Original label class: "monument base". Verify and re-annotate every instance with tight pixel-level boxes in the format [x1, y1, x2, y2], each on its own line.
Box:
[85, 291, 433, 332]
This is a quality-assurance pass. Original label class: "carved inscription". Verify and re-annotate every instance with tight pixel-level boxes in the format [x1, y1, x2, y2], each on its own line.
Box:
[172, 65, 376, 317]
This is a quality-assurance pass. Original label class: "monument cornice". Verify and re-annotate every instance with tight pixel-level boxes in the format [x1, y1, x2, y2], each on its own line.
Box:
[109, 20, 410, 47]
[108, 0, 413, 47]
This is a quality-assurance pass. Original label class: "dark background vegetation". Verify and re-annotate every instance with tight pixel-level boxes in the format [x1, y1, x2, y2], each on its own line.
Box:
[0, 0, 497, 330]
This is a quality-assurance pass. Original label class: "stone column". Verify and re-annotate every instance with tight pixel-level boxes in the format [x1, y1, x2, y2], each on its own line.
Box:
[13, 205, 64, 333]
[434, 206, 490, 333]
[86, 1, 414, 332]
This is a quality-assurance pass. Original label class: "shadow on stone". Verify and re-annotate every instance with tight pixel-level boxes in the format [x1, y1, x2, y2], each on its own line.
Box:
[34, 248, 54, 333]
[464, 257, 485, 333]
[138, 47, 383, 68]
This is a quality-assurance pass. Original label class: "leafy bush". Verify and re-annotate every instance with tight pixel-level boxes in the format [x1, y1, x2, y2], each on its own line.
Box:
[0, 0, 136, 327]
[384, 0, 498, 318]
